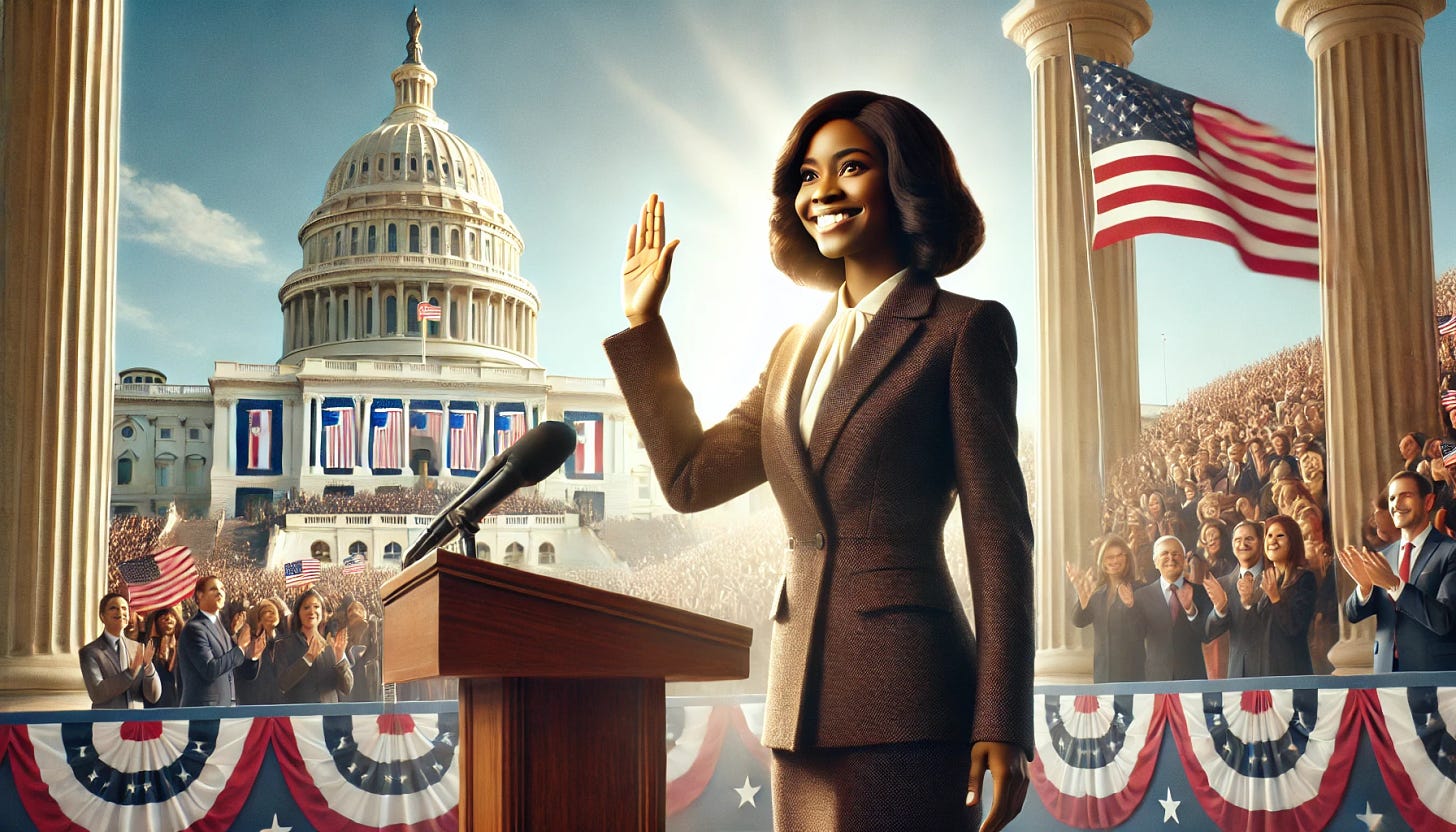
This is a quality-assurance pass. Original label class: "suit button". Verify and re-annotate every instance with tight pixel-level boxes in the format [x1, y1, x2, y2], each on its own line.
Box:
[814, 532, 826, 550]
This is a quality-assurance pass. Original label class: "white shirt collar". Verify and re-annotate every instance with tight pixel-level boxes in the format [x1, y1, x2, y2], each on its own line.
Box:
[834, 268, 909, 316]
[1402, 523, 1434, 556]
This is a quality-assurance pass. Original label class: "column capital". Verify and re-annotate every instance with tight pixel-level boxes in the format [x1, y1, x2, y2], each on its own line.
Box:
[1278, 0, 1444, 55]
[1003, 0, 1153, 65]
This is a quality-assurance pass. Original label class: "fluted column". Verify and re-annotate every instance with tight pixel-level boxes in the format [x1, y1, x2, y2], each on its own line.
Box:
[1278, 0, 1445, 674]
[1004, 0, 1151, 683]
[0, 0, 123, 709]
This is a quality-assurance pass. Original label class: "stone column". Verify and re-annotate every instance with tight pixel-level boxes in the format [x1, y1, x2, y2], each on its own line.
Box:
[299, 395, 313, 476]
[1278, 0, 1445, 674]
[0, 0, 123, 709]
[1004, 0, 1151, 683]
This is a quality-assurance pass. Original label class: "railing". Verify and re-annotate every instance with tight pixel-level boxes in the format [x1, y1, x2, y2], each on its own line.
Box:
[285, 513, 573, 530]
[114, 383, 212, 397]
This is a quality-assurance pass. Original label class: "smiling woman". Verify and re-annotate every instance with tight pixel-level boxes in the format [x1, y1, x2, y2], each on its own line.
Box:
[604, 91, 1033, 832]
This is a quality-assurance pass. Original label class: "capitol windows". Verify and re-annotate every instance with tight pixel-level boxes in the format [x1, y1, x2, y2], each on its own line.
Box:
[155, 454, 175, 488]
[120, 425, 135, 439]
[350, 227, 359, 255]
[312, 541, 332, 563]
[349, 541, 368, 561]
[538, 542, 556, 565]
[362, 160, 369, 174]
[385, 296, 398, 334]
[384, 542, 402, 561]
[407, 295, 420, 335]
[426, 158, 435, 177]
[366, 296, 375, 333]
[430, 226, 440, 254]
[449, 228, 460, 257]
[428, 296, 441, 336]
[116, 456, 133, 486]
[409, 224, 420, 253]
[387, 224, 398, 252]
[159, 428, 173, 440]
[467, 231, 477, 260]
[335, 230, 343, 257]
[348, 162, 355, 181]
[189, 428, 201, 440]
[504, 542, 524, 565]
[185, 455, 206, 490]
[442, 162, 450, 180]
[377, 156, 385, 175]
[368, 225, 377, 253]
[409, 156, 418, 174]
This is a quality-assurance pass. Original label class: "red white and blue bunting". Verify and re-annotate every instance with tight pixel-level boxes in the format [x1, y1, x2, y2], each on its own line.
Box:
[1362, 686, 1456, 832]
[1029, 693, 1164, 828]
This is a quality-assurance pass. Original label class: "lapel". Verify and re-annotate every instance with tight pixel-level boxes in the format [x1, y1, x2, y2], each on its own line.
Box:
[1410, 527, 1447, 583]
[766, 305, 833, 512]
[805, 273, 935, 471]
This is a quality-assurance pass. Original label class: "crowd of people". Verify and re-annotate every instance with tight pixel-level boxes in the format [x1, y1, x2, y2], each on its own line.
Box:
[271, 488, 573, 522]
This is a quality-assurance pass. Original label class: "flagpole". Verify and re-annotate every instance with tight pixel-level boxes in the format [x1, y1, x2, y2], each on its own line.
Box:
[1066, 23, 1107, 492]
[420, 313, 427, 365]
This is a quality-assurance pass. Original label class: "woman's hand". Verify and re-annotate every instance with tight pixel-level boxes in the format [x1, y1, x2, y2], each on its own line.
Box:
[621, 194, 679, 327]
[306, 632, 327, 663]
[330, 628, 349, 664]
[968, 741, 1029, 832]
[1262, 568, 1282, 603]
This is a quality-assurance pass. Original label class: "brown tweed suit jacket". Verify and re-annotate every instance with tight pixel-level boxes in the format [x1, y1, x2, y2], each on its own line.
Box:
[604, 272, 1034, 759]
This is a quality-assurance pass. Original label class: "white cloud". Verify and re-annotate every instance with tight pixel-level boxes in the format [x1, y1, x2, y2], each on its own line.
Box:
[118, 164, 270, 268]
[115, 297, 204, 354]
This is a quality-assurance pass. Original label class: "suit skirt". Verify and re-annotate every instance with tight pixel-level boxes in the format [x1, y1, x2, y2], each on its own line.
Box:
[771, 741, 979, 832]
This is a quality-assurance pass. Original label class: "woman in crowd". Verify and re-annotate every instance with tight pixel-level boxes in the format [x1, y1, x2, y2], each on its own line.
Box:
[143, 606, 182, 708]
[275, 589, 353, 704]
[344, 599, 382, 702]
[1066, 535, 1146, 683]
[1399, 431, 1426, 474]
[1259, 515, 1317, 675]
[1191, 520, 1235, 678]
[1300, 449, 1327, 507]
[236, 598, 285, 706]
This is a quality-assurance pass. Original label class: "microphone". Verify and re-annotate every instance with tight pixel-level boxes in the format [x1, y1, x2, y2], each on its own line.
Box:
[403, 420, 578, 566]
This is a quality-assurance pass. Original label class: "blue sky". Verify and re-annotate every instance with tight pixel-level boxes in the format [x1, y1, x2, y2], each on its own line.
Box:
[116, 1, 1456, 422]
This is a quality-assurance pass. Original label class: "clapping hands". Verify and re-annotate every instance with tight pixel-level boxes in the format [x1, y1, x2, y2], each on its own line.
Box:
[1202, 575, 1227, 614]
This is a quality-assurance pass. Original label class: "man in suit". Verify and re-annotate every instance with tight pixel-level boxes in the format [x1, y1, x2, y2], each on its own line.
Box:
[1224, 443, 1261, 501]
[177, 575, 263, 706]
[79, 592, 161, 708]
[1204, 520, 1269, 677]
[1131, 535, 1212, 680]
[1341, 471, 1456, 671]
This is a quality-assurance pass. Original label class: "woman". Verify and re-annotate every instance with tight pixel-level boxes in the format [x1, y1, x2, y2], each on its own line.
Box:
[1259, 515, 1317, 676]
[236, 598, 284, 706]
[275, 589, 352, 704]
[1066, 535, 1145, 683]
[606, 92, 1031, 830]
[1190, 520, 1234, 679]
[1300, 449, 1327, 507]
[142, 606, 182, 708]
[1294, 505, 1337, 675]
[344, 600, 382, 702]
[1399, 431, 1426, 474]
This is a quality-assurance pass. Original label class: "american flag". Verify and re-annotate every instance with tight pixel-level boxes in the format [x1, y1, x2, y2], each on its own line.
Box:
[417, 301, 442, 321]
[247, 409, 272, 470]
[571, 417, 603, 477]
[1076, 55, 1318, 280]
[283, 558, 322, 588]
[118, 546, 197, 612]
[372, 406, 403, 469]
[449, 410, 480, 470]
[495, 410, 527, 453]
[1442, 440, 1456, 468]
[1442, 389, 1456, 412]
[322, 406, 356, 468]
[342, 551, 367, 575]
[411, 409, 444, 445]
[1438, 314, 1456, 338]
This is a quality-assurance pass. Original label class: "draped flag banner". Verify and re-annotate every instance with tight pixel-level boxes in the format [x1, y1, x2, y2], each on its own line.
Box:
[322, 406, 357, 470]
[236, 399, 283, 475]
[494, 405, 526, 454]
[1029, 693, 1165, 828]
[118, 546, 198, 613]
[371, 403, 404, 471]
[410, 404, 444, 447]
[447, 409, 479, 472]
[1074, 55, 1318, 280]
[564, 410, 604, 480]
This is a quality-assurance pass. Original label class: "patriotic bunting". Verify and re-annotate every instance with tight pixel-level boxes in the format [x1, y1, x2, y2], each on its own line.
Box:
[494, 405, 527, 454]
[1361, 687, 1456, 831]
[448, 409, 479, 471]
[372, 404, 404, 471]
[322, 406, 357, 469]
[1029, 693, 1165, 828]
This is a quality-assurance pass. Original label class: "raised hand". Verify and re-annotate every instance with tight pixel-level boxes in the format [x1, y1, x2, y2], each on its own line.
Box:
[1262, 568, 1281, 603]
[1117, 583, 1135, 608]
[126, 641, 145, 673]
[1176, 582, 1195, 616]
[236, 623, 252, 651]
[1356, 546, 1400, 591]
[1203, 575, 1227, 613]
[1337, 544, 1373, 595]
[247, 630, 266, 660]
[621, 194, 680, 327]
[330, 628, 349, 664]
[1237, 572, 1257, 608]
[306, 632, 327, 663]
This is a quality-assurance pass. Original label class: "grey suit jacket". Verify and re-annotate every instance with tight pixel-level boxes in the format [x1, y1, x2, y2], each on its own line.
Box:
[1345, 526, 1456, 672]
[606, 273, 1033, 758]
[80, 634, 161, 709]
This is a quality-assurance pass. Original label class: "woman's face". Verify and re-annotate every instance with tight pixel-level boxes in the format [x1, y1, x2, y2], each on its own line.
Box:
[260, 603, 279, 629]
[794, 119, 896, 265]
[155, 611, 178, 636]
[1400, 434, 1418, 460]
[1266, 523, 1291, 564]
[1201, 525, 1222, 554]
[1101, 546, 1129, 579]
[1425, 438, 1443, 459]
[1147, 494, 1165, 516]
[298, 596, 323, 630]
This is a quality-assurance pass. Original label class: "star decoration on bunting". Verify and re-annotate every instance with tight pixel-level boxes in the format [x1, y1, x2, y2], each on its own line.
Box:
[1159, 787, 1181, 823]
[1355, 801, 1382, 830]
[260, 815, 293, 832]
[734, 775, 761, 808]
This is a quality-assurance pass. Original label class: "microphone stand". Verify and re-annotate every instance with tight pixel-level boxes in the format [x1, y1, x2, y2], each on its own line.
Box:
[456, 512, 481, 560]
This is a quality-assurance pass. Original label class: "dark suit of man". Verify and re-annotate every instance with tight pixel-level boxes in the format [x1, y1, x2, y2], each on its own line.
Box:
[178, 610, 257, 706]
[605, 274, 1033, 759]
[79, 634, 160, 709]
[1131, 578, 1212, 681]
[1205, 567, 1268, 678]
[1345, 526, 1456, 672]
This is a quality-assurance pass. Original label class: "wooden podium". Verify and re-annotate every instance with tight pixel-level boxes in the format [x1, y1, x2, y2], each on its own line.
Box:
[379, 551, 753, 831]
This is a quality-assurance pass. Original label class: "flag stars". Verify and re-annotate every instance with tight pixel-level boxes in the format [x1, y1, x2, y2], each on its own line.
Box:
[178, 768, 192, 783]
[1159, 787, 1182, 823]
[87, 770, 99, 783]
[734, 776, 761, 808]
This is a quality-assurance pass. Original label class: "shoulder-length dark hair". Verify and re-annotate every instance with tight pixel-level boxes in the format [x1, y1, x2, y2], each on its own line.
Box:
[291, 588, 328, 634]
[1263, 514, 1308, 583]
[769, 91, 983, 289]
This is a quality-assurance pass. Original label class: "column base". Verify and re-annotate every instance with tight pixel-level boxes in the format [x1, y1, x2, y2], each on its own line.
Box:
[1328, 635, 1376, 676]
[0, 654, 91, 711]
[1034, 647, 1093, 684]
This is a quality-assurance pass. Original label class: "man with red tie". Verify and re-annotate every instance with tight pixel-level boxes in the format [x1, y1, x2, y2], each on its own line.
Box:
[1341, 471, 1456, 671]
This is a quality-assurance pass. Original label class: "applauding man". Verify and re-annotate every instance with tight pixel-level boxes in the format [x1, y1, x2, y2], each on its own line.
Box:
[178, 576, 264, 706]
[1204, 521, 1269, 677]
[1340, 472, 1456, 672]
[1130, 536, 1213, 681]
[79, 593, 160, 709]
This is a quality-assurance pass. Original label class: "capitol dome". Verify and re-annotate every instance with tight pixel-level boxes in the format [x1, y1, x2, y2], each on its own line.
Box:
[279, 9, 539, 369]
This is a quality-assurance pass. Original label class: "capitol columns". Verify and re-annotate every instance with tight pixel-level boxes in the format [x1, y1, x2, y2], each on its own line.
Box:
[1003, 0, 1151, 683]
[0, 0, 123, 707]
[1278, 0, 1445, 674]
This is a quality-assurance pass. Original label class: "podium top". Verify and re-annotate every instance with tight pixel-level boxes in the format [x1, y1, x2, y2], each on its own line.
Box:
[379, 550, 754, 683]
